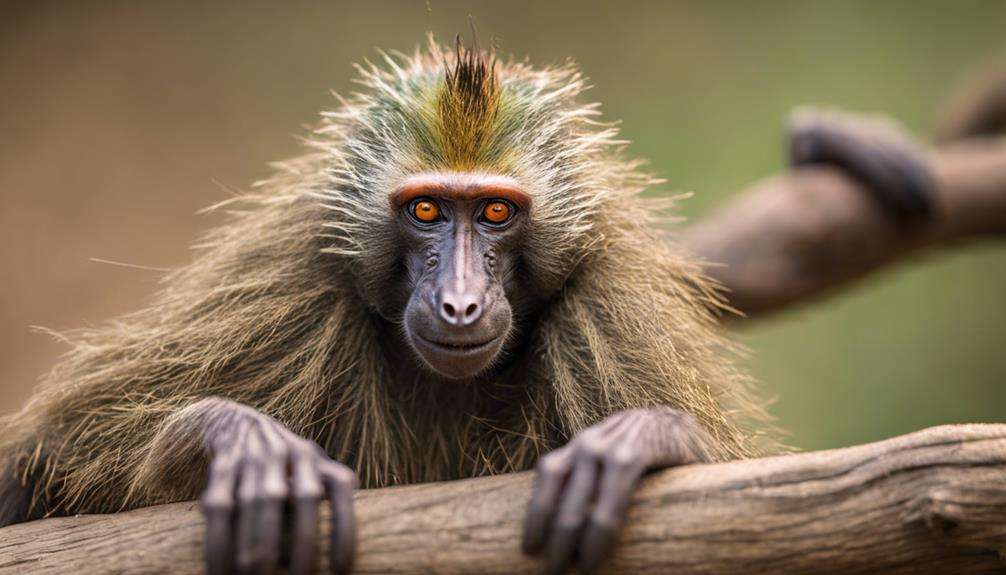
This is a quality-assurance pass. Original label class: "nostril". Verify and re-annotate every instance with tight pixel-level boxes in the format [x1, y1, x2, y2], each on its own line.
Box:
[442, 302, 456, 318]
[464, 303, 479, 318]
[437, 291, 483, 326]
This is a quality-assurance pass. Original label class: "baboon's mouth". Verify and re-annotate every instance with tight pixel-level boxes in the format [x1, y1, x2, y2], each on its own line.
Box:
[405, 309, 511, 379]
[416, 334, 500, 353]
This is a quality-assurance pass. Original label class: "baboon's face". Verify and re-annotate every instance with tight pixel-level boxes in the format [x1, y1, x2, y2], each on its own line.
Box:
[394, 172, 529, 379]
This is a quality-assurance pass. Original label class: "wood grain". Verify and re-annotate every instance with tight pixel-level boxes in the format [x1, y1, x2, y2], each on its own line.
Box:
[2, 424, 1005, 574]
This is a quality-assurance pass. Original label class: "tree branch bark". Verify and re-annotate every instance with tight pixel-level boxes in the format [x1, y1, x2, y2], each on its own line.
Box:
[681, 137, 1006, 318]
[2, 424, 1005, 574]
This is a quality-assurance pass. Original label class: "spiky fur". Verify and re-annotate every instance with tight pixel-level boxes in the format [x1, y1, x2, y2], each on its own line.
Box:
[0, 37, 773, 524]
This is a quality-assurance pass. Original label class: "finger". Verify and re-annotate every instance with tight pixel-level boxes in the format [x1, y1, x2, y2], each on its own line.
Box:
[544, 456, 599, 575]
[577, 460, 645, 574]
[322, 462, 357, 574]
[521, 448, 574, 554]
[288, 448, 323, 575]
[201, 447, 241, 575]
[256, 449, 288, 573]
[254, 422, 290, 574]
[235, 435, 265, 574]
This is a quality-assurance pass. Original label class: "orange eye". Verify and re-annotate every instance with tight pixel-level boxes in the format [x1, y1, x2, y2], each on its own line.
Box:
[411, 199, 440, 222]
[482, 200, 512, 224]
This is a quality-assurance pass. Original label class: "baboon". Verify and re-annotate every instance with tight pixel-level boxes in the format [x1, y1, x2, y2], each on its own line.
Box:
[0, 38, 929, 574]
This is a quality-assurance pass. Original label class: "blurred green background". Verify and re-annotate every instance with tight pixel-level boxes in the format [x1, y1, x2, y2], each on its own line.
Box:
[1, 1, 1004, 451]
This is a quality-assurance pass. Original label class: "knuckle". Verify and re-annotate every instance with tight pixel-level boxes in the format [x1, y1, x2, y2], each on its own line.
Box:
[294, 473, 325, 497]
[577, 437, 606, 459]
[207, 430, 239, 456]
[325, 461, 358, 487]
[337, 471, 359, 489]
[536, 452, 563, 474]
[260, 481, 288, 501]
[208, 453, 238, 473]
[606, 447, 638, 468]
[265, 438, 290, 460]
[237, 444, 265, 464]
[295, 435, 324, 453]
[289, 444, 320, 467]
[199, 492, 233, 512]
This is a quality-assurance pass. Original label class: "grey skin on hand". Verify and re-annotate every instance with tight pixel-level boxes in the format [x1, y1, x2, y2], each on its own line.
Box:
[198, 401, 357, 575]
[522, 407, 714, 574]
[788, 107, 938, 220]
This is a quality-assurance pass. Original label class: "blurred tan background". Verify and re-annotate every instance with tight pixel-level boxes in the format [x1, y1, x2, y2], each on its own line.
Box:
[2, 1, 1004, 451]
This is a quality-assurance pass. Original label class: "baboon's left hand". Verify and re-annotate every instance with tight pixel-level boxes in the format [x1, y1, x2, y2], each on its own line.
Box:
[521, 407, 713, 574]
[197, 398, 357, 575]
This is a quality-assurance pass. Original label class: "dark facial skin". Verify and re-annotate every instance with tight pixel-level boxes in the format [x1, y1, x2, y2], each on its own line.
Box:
[394, 173, 531, 380]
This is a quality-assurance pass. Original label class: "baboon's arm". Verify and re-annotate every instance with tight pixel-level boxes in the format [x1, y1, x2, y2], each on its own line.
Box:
[522, 407, 713, 575]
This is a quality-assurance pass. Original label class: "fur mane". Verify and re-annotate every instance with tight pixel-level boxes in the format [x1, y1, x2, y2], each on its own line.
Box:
[0, 37, 773, 522]
[438, 36, 501, 169]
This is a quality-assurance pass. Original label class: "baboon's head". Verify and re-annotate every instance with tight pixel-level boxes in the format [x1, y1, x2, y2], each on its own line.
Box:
[314, 38, 637, 379]
[392, 171, 528, 379]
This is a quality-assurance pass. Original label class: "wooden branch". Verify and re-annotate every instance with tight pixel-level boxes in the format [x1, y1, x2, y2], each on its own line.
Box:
[682, 138, 1006, 318]
[935, 59, 1006, 143]
[683, 68, 1006, 319]
[2, 424, 1005, 574]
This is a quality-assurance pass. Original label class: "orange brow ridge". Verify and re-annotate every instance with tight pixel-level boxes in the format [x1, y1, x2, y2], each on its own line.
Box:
[391, 174, 532, 210]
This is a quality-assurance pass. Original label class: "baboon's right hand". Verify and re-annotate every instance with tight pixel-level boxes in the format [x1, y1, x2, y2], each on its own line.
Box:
[198, 398, 357, 575]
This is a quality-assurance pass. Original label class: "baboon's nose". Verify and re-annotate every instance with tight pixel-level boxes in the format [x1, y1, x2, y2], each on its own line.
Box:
[437, 287, 483, 327]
